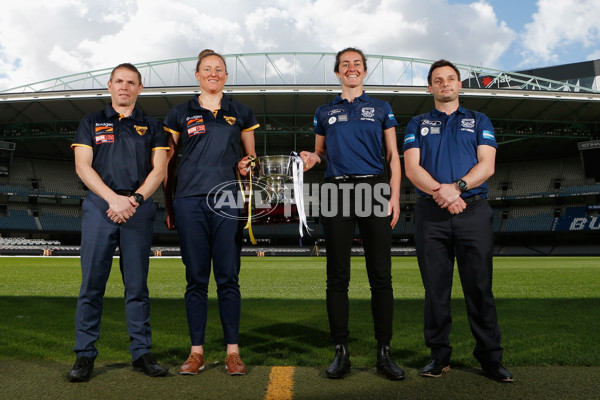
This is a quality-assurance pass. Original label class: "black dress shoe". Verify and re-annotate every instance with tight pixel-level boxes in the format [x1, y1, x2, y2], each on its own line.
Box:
[376, 345, 405, 380]
[421, 358, 450, 377]
[325, 344, 351, 379]
[483, 364, 514, 382]
[132, 352, 168, 377]
[67, 356, 94, 382]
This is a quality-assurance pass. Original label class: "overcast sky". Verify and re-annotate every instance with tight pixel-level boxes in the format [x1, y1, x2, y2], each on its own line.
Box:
[1, 0, 599, 91]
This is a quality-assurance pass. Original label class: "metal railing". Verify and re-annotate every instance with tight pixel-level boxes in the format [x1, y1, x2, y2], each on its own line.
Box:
[2, 52, 598, 94]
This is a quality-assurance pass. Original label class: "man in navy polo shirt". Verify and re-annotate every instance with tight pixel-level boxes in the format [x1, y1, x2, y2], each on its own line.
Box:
[68, 63, 169, 382]
[403, 59, 513, 382]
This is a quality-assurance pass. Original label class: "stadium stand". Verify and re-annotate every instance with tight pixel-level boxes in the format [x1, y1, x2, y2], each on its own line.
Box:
[0, 154, 599, 256]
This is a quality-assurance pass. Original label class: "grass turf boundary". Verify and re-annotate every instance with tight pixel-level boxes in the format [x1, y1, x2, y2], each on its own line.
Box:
[1, 360, 599, 400]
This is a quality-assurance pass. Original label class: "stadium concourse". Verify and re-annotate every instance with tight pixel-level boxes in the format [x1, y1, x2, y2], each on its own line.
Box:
[1, 53, 599, 257]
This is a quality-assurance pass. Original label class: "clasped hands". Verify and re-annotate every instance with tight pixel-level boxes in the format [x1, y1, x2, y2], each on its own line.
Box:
[432, 183, 466, 215]
[106, 195, 140, 224]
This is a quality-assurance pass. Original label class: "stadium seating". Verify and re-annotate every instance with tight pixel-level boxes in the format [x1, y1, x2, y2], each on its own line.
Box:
[0, 155, 598, 253]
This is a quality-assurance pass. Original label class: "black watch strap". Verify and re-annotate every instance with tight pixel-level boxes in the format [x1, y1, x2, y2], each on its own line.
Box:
[455, 179, 468, 193]
[133, 192, 144, 205]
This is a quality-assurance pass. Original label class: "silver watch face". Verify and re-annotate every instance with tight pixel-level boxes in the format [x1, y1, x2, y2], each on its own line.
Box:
[457, 180, 467, 191]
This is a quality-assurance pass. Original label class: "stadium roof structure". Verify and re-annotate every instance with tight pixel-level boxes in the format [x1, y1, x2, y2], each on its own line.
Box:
[1, 52, 600, 162]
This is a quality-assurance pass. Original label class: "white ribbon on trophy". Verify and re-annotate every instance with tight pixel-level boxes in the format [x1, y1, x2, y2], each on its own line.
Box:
[290, 152, 311, 237]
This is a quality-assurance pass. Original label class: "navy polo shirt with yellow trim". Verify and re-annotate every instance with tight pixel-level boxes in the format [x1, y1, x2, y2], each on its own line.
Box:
[313, 93, 398, 178]
[71, 104, 169, 192]
[403, 105, 497, 198]
[163, 94, 259, 197]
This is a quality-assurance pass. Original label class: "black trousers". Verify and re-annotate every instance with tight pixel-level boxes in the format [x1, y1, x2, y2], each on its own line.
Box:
[321, 179, 394, 345]
[414, 197, 503, 366]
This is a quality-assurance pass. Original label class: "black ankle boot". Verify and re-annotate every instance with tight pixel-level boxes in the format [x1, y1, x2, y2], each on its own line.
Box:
[326, 344, 351, 379]
[376, 345, 405, 380]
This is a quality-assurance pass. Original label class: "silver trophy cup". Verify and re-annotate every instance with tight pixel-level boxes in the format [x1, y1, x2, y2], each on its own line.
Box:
[257, 155, 293, 204]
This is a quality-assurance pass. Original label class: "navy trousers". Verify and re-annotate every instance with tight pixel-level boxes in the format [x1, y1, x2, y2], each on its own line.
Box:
[74, 191, 156, 361]
[414, 197, 503, 366]
[174, 196, 243, 346]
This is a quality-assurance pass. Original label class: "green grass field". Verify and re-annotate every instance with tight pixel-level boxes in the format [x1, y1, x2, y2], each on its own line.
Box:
[1, 256, 599, 399]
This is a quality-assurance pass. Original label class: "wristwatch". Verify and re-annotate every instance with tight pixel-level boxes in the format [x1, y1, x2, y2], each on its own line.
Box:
[133, 192, 144, 205]
[455, 179, 468, 193]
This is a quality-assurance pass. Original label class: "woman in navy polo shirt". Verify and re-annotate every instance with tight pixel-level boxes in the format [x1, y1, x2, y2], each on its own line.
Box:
[301, 47, 404, 380]
[163, 49, 258, 376]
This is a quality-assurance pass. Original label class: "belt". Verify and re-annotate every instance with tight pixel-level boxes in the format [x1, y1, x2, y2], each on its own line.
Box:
[326, 174, 384, 182]
[418, 194, 485, 204]
[115, 190, 135, 196]
[463, 194, 485, 203]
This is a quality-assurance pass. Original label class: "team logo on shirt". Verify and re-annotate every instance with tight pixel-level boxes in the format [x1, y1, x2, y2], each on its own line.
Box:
[461, 118, 475, 133]
[361, 107, 375, 118]
[224, 116, 236, 126]
[134, 125, 148, 136]
[461, 119, 475, 128]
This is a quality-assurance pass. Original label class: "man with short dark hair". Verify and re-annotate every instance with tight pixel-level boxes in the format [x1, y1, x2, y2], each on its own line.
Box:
[403, 59, 513, 382]
[68, 63, 169, 382]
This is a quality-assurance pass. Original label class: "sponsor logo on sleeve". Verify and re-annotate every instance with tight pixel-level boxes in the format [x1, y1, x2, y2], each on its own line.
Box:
[404, 134, 416, 144]
[483, 130, 495, 140]
[388, 112, 396, 121]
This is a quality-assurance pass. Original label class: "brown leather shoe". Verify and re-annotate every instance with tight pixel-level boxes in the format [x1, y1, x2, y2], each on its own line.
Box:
[180, 353, 205, 375]
[225, 352, 246, 375]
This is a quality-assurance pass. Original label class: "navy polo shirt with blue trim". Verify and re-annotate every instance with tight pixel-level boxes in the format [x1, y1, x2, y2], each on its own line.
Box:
[403, 105, 497, 198]
[313, 93, 398, 178]
[72, 104, 169, 191]
[163, 94, 259, 197]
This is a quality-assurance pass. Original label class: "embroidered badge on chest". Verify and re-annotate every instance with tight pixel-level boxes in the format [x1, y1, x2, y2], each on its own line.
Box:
[361, 107, 375, 118]
[134, 125, 148, 136]
[224, 116, 236, 126]
[461, 119, 475, 129]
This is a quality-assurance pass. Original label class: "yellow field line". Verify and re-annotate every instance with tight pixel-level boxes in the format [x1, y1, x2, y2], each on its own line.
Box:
[265, 366, 295, 400]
